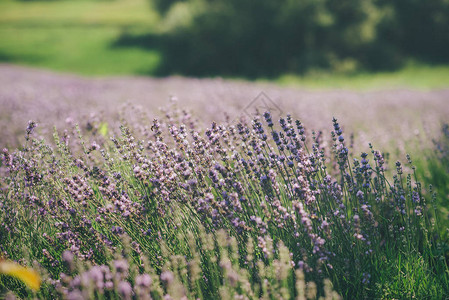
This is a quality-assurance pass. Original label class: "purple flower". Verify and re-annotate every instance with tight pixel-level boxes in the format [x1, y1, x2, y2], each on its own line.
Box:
[114, 259, 129, 274]
[160, 270, 174, 284]
[26, 120, 37, 136]
[264, 111, 273, 127]
[118, 281, 132, 300]
[135, 274, 152, 288]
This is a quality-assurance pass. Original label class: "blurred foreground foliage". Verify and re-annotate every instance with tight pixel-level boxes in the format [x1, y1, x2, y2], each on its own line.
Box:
[137, 0, 449, 77]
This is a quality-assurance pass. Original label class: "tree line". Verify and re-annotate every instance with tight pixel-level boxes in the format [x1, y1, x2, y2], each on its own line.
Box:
[150, 0, 449, 77]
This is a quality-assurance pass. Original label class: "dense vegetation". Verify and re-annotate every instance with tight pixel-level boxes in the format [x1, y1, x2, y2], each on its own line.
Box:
[139, 0, 449, 77]
[1, 103, 448, 299]
[1, 0, 448, 298]
[2, 0, 449, 82]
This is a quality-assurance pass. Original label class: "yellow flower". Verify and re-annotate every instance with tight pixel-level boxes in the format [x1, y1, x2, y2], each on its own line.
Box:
[0, 260, 41, 291]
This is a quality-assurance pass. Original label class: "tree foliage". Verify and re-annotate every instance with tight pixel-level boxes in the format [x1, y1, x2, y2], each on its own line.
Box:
[149, 0, 449, 77]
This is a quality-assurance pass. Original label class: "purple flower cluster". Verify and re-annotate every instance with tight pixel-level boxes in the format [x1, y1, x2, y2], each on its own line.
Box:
[0, 105, 444, 299]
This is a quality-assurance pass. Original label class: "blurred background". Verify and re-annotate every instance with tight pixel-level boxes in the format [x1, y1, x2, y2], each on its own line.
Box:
[1, 0, 449, 87]
[1, 0, 449, 152]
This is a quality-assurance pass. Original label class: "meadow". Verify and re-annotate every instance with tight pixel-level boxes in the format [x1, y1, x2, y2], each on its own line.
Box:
[0, 0, 161, 76]
[0, 65, 449, 299]
[1, 0, 449, 298]
[1, 0, 449, 89]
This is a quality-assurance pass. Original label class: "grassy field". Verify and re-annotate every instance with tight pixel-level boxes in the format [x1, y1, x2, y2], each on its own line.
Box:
[0, 0, 162, 75]
[1, 0, 449, 89]
[273, 62, 449, 90]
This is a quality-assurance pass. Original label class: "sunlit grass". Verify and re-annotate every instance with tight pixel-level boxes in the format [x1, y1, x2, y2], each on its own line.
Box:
[0, 0, 159, 27]
[0, 0, 162, 76]
[0, 26, 161, 76]
[1, 0, 448, 88]
[273, 62, 449, 90]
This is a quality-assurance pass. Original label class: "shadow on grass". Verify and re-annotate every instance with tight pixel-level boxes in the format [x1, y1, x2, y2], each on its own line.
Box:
[0, 52, 15, 62]
[0, 50, 49, 66]
[113, 31, 303, 79]
[113, 27, 449, 80]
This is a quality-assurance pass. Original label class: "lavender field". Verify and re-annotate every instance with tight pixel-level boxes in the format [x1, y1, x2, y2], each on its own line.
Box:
[2, 64, 449, 152]
[1, 64, 449, 299]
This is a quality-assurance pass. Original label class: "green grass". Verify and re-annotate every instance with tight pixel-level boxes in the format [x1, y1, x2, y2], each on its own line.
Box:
[0, 0, 162, 76]
[0, 26, 161, 75]
[273, 62, 449, 90]
[376, 250, 445, 299]
[1, 0, 449, 89]
[0, 0, 158, 27]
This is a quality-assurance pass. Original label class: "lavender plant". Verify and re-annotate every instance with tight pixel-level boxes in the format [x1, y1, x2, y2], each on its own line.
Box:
[416, 124, 449, 212]
[0, 107, 447, 299]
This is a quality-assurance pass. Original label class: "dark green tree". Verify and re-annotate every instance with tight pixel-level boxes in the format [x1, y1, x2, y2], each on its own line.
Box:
[146, 0, 449, 77]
